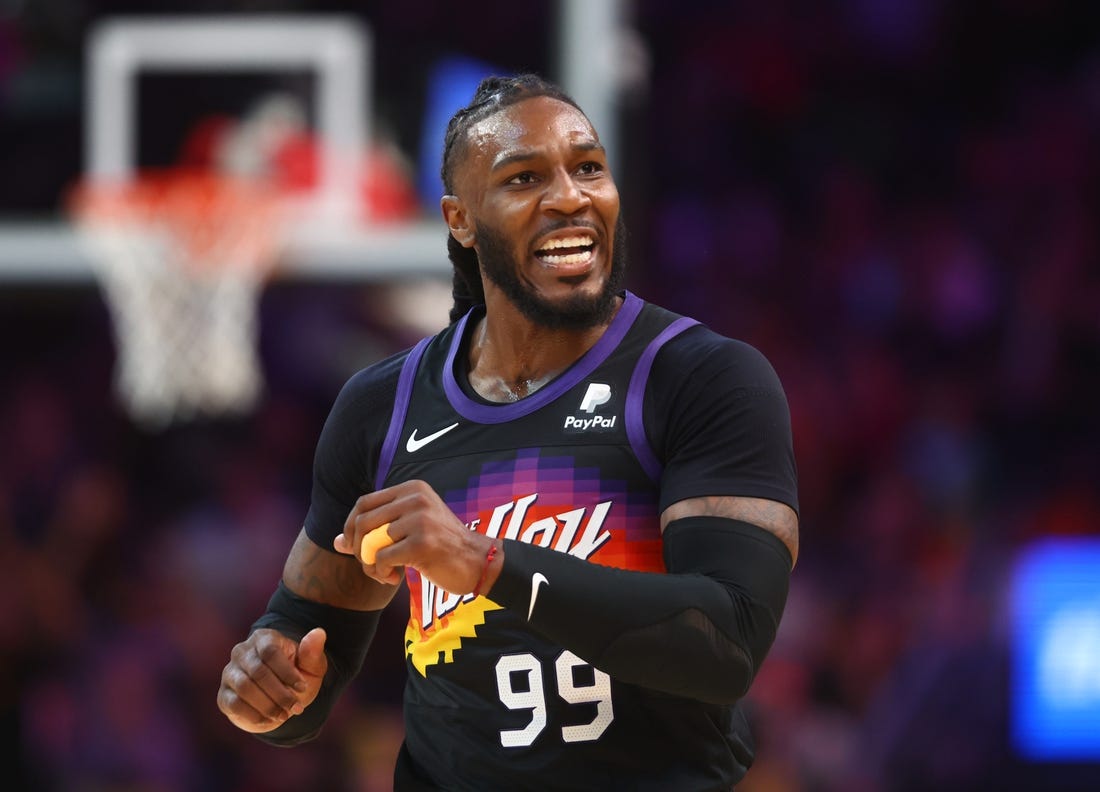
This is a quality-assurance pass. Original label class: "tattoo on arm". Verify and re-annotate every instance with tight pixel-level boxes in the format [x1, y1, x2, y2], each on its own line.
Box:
[661, 496, 799, 566]
[283, 530, 400, 611]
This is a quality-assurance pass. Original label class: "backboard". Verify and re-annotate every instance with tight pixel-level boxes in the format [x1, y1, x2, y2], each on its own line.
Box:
[0, 1, 626, 282]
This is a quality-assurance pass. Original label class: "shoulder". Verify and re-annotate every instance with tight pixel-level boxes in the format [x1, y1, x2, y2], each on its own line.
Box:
[320, 342, 429, 441]
[636, 309, 799, 519]
[648, 317, 785, 397]
[311, 344, 423, 485]
[330, 347, 411, 415]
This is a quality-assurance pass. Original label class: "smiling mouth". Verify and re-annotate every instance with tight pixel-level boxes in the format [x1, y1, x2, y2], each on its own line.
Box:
[534, 235, 596, 266]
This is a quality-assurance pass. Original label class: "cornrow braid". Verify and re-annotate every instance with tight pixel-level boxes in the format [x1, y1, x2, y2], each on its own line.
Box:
[441, 74, 584, 324]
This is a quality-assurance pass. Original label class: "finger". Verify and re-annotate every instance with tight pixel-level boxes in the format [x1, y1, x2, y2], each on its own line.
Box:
[333, 532, 353, 555]
[234, 635, 309, 715]
[217, 682, 284, 731]
[359, 523, 394, 564]
[337, 493, 404, 557]
[244, 630, 309, 689]
[366, 563, 404, 586]
[368, 509, 418, 568]
[221, 653, 301, 722]
[296, 627, 328, 679]
[219, 656, 304, 729]
[342, 488, 400, 540]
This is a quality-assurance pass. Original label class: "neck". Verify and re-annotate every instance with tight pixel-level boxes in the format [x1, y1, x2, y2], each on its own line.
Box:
[466, 293, 621, 403]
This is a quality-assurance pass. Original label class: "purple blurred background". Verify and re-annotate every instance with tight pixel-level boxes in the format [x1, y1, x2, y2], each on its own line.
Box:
[2, 1, 1098, 790]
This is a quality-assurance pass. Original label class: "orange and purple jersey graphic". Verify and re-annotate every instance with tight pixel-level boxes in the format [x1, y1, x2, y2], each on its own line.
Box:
[403, 448, 663, 676]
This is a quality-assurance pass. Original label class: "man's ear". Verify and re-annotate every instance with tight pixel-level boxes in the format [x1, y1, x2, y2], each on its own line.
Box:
[441, 195, 475, 248]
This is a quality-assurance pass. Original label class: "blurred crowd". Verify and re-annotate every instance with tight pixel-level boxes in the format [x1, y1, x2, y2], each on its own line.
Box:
[2, 1, 1099, 791]
[631, 3, 1099, 790]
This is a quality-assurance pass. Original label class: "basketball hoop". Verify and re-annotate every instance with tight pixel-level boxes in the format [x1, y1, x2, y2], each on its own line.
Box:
[69, 170, 283, 428]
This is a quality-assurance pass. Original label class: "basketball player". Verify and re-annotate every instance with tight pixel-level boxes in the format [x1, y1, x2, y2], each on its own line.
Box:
[217, 74, 799, 791]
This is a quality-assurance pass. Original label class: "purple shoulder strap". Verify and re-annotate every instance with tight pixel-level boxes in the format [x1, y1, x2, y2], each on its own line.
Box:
[374, 337, 432, 491]
[625, 317, 700, 483]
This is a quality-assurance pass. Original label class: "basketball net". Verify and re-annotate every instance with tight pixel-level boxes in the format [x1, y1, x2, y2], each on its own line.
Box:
[70, 171, 282, 428]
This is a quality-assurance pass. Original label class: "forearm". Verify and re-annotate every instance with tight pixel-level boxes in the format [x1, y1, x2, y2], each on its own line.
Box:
[486, 517, 791, 705]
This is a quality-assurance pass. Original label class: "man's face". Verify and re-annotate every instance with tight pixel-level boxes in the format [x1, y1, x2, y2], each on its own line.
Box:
[476, 214, 627, 330]
[447, 95, 623, 329]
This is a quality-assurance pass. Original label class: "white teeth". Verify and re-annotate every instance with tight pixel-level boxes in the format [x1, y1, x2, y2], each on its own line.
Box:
[540, 251, 593, 265]
[539, 235, 593, 251]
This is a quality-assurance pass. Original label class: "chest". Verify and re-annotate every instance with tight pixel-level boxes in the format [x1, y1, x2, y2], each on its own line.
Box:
[382, 340, 662, 571]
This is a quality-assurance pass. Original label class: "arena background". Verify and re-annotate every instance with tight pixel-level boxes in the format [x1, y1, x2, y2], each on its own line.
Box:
[2, 1, 1098, 790]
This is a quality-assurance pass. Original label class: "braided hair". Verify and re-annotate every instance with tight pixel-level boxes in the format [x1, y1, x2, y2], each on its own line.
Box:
[440, 74, 584, 324]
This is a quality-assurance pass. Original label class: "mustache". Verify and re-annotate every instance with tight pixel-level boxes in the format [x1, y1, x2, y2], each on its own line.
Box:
[532, 219, 602, 241]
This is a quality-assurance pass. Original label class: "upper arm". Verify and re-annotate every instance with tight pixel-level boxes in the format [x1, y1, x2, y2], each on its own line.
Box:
[303, 352, 405, 551]
[661, 495, 799, 567]
[650, 331, 799, 558]
[282, 529, 401, 611]
[651, 332, 798, 515]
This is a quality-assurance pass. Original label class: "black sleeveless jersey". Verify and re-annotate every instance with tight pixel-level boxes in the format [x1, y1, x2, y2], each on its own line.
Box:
[304, 292, 799, 791]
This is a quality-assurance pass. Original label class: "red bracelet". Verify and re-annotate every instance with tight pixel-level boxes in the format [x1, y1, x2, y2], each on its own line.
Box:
[471, 542, 499, 598]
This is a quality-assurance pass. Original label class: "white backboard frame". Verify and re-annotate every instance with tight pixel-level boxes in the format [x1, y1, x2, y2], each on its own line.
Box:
[0, 3, 625, 281]
[88, 15, 367, 223]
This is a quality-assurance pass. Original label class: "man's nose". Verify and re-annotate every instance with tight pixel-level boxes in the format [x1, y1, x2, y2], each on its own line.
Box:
[542, 169, 591, 214]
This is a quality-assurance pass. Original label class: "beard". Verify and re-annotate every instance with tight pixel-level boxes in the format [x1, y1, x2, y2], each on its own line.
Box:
[475, 215, 628, 331]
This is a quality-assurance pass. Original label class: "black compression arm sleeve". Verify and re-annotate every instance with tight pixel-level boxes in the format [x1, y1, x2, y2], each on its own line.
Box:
[249, 582, 382, 746]
[487, 516, 791, 704]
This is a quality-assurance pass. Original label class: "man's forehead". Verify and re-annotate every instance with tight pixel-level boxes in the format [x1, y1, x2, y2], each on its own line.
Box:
[465, 96, 599, 163]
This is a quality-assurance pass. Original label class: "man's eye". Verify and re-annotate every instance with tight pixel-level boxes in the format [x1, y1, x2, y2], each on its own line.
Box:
[508, 172, 536, 185]
[577, 161, 603, 176]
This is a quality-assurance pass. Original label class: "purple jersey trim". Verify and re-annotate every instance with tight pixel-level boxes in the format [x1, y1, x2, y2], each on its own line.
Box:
[626, 316, 701, 483]
[375, 337, 432, 490]
[442, 291, 645, 424]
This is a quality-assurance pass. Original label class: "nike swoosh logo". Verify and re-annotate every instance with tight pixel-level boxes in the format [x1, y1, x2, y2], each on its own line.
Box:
[528, 573, 549, 621]
[406, 422, 459, 453]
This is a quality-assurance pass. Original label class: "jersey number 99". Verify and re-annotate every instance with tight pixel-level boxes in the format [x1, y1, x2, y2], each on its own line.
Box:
[494, 651, 614, 747]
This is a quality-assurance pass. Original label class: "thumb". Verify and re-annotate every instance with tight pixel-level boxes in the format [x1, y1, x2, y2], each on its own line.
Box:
[296, 627, 328, 680]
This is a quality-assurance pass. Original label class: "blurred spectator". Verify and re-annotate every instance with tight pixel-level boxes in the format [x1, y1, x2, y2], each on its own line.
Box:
[2, 1, 1098, 789]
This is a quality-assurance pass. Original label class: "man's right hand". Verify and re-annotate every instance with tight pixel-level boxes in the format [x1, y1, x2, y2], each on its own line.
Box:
[217, 626, 328, 734]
